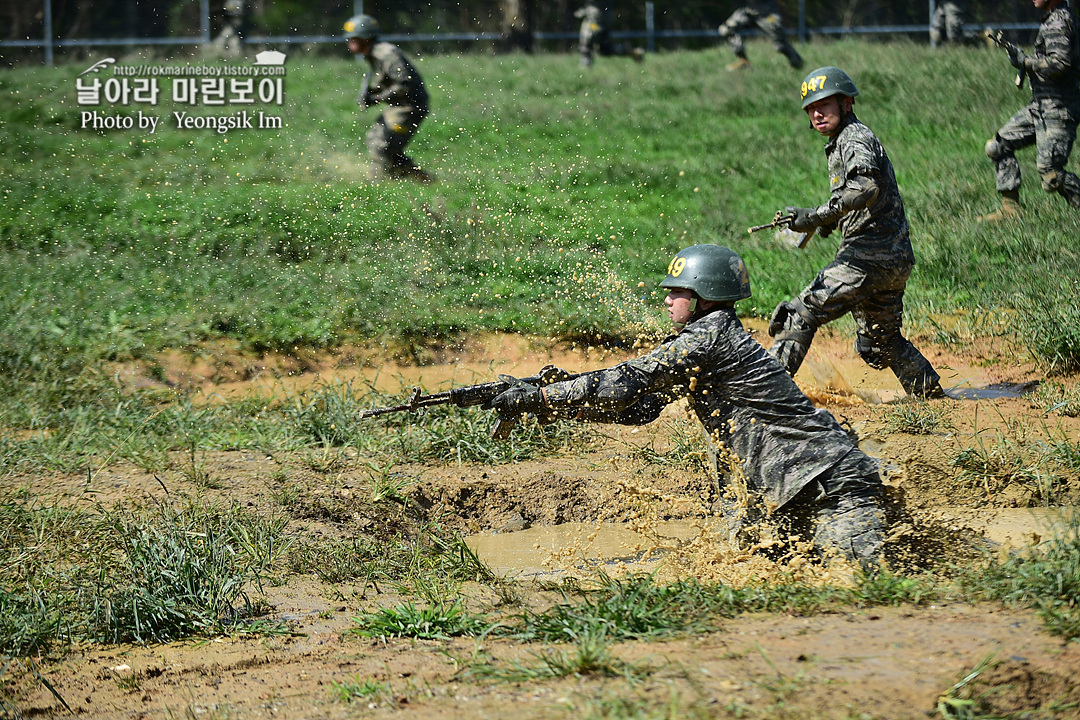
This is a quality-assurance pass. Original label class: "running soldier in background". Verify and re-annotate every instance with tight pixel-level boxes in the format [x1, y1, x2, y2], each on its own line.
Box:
[769, 67, 945, 399]
[343, 14, 432, 183]
[979, 0, 1080, 220]
[930, 2, 982, 46]
[483, 245, 887, 569]
[575, 3, 644, 68]
[718, 3, 803, 71]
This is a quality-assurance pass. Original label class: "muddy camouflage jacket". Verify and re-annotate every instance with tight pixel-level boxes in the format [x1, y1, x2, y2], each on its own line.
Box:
[542, 308, 859, 510]
[1026, 3, 1080, 105]
[816, 114, 915, 270]
[364, 42, 429, 112]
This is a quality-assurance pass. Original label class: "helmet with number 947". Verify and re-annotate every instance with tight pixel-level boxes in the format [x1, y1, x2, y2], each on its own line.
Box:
[800, 66, 858, 109]
[343, 14, 380, 40]
[659, 245, 751, 302]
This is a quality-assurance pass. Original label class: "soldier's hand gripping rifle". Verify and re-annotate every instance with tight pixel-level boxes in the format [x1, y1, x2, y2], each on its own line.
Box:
[358, 365, 575, 440]
[986, 30, 1027, 89]
[747, 209, 816, 249]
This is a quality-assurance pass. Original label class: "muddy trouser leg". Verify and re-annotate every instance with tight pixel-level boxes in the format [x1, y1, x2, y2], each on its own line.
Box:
[811, 450, 885, 569]
[1033, 99, 1080, 209]
[770, 261, 865, 376]
[850, 266, 941, 396]
[760, 15, 802, 68]
[986, 103, 1037, 194]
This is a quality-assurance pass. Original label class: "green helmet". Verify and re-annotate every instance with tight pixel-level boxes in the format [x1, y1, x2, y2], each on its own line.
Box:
[659, 245, 751, 302]
[800, 66, 858, 109]
[343, 14, 379, 40]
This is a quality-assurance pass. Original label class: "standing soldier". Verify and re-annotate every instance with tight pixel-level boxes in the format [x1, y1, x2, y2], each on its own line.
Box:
[979, 0, 1080, 220]
[769, 67, 945, 399]
[482, 244, 887, 569]
[344, 14, 432, 184]
[574, 3, 644, 68]
[214, 0, 246, 56]
[717, 2, 803, 71]
[930, 2, 981, 46]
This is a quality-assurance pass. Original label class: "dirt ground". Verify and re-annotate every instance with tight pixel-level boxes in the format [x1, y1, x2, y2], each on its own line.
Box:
[12, 322, 1080, 719]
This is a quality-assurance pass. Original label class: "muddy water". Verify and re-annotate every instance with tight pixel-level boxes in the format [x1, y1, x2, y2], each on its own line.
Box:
[466, 508, 1068, 577]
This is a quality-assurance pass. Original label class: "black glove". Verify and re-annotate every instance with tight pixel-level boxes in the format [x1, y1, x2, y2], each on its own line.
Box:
[482, 375, 546, 419]
[1007, 46, 1027, 71]
[784, 206, 819, 233]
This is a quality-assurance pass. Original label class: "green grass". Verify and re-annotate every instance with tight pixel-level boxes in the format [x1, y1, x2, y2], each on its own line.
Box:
[3, 41, 1080, 377]
[3, 41, 1080, 471]
[0, 491, 290, 652]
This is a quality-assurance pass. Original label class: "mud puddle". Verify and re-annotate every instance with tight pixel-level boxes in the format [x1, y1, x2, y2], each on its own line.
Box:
[149, 325, 1022, 407]
[466, 508, 1066, 577]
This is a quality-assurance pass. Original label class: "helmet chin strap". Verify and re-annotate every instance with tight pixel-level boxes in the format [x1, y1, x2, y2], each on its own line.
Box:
[673, 298, 698, 331]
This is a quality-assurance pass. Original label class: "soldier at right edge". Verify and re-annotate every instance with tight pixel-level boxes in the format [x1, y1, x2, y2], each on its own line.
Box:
[980, 0, 1080, 220]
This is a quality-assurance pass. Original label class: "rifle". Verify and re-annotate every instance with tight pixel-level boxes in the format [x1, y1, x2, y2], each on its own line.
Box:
[747, 210, 816, 249]
[358, 364, 575, 440]
[986, 30, 1026, 89]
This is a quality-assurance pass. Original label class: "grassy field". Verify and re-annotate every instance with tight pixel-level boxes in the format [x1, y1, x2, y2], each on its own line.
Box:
[3, 39, 1080, 715]
[3, 40, 1079, 465]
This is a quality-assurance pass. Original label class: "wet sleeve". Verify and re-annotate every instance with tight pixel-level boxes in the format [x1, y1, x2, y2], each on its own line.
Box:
[543, 331, 713, 417]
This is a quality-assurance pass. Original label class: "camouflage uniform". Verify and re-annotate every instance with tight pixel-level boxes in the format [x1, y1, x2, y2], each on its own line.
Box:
[771, 114, 942, 397]
[930, 2, 978, 46]
[718, 3, 803, 69]
[359, 42, 430, 180]
[541, 307, 885, 566]
[985, 2, 1080, 209]
[575, 4, 613, 67]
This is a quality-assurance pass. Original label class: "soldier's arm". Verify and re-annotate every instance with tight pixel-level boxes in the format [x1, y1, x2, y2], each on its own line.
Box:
[372, 56, 420, 105]
[1025, 19, 1077, 80]
[809, 174, 880, 227]
[544, 334, 714, 418]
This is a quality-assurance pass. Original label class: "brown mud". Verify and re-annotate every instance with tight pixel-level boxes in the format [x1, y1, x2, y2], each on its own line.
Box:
[11, 323, 1080, 719]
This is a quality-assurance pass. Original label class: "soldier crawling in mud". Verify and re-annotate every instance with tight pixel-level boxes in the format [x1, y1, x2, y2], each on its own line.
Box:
[483, 244, 887, 569]
[344, 14, 432, 183]
[979, 0, 1080, 220]
[769, 66, 946, 399]
[717, 2, 803, 71]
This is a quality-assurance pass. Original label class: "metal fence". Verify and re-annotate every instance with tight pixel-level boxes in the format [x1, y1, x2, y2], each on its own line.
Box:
[1, 0, 1040, 66]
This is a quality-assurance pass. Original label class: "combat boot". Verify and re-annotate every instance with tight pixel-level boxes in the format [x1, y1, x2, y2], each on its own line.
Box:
[726, 57, 751, 71]
[977, 190, 1021, 222]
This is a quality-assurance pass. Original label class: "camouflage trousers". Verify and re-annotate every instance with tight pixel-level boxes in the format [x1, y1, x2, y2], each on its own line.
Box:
[772, 260, 940, 396]
[719, 8, 803, 68]
[365, 105, 427, 177]
[785, 449, 885, 569]
[719, 447, 885, 569]
[987, 98, 1080, 208]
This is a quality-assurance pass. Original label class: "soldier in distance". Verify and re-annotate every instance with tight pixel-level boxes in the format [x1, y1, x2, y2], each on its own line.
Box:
[717, 2, 803, 71]
[769, 66, 946, 400]
[344, 14, 432, 184]
[483, 244, 887, 570]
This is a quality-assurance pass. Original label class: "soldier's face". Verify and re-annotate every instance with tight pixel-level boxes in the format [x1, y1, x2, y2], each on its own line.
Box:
[347, 37, 372, 55]
[665, 289, 697, 329]
[805, 96, 847, 137]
